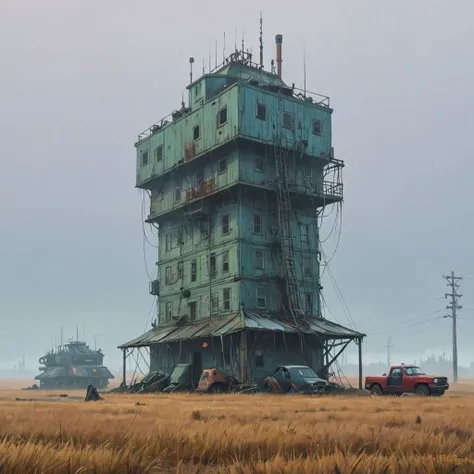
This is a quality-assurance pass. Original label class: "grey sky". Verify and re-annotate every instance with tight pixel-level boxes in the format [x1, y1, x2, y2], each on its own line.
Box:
[1, 0, 473, 371]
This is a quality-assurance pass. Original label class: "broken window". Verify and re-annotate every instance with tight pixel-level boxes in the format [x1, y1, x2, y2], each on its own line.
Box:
[191, 259, 197, 282]
[217, 106, 228, 126]
[283, 112, 293, 129]
[141, 151, 149, 166]
[155, 145, 163, 161]
[222, 214, 230, 234]
[255, 250, 265, 270]
[219, 158, 227, 173]
[211, 293, 219, 314]
[253, 215, 262, 234]
[255, 349, 264, 367]
[210, 253, 217, 276]
[312, 119, 323, 136]
[256, 103, 267, 120]
[193, 125, 200, 140]
[223, 288, 231, 311]
[222, 251, 229, 273]
[257, 287, 267, 308]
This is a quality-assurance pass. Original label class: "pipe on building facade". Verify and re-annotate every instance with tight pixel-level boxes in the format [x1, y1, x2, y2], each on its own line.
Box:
[275, 34, 283, 78]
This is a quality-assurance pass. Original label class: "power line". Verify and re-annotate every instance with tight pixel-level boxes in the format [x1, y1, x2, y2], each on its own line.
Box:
[443, 271, 462, 384]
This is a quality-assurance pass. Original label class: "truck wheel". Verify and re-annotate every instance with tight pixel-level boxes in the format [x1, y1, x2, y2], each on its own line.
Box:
[370, 384, 383, 396]
[415, 384, 431, 396]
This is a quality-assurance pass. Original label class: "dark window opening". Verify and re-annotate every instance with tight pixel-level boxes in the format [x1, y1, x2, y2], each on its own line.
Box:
[177, 261, 184, 279]
[305, 293, 313, 312]
[210, 253, 217, 276]
[256, 103, 267, 120]
[211, 293, 219, 314]
[312, 120, 323, 136]
[217, 106, 228, 126]
[253, 215, 262, 234]
[191, 259, 197, 282]
[283, 112, 293, 129]
[223, 288, 231, 311]
[174, 185, 181, 202]
[255, 155, 265, 172]
[189, 302, 197, 320]
[166, 302, 173, 321]
[222, 251, 229, 272]
[141, 151, 148, 166]
[303, 258, 311, 277]
[193, 125, 200, 140]
[165, 266, 171, 285]
[255, 250, 265, 270]
[155, 146, 163, 161]
[219, 158, 227, 173]
[255, 349, 264, 367]
[257, 287, 266, 308]
[222, 214, 230, 234]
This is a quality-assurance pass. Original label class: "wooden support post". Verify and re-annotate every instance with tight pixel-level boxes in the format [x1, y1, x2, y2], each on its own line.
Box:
[122, 348, 127, 387]
[358, 337, 363, 390]
[240, 331, 247, 384]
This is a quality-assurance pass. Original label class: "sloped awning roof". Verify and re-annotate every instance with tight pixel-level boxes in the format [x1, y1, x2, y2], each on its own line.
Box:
[118, 312, 364, 349]
[35, 366, 66, 380]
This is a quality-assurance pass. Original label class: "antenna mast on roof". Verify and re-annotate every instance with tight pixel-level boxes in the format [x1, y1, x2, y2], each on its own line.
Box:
[189, 57, 194, 84]
[303, 45, 307, 96]
[242, 29, 245, 55]
[223, 31, 226, 62]
[259, 12, 264, 68]
[215, 41, 218, 70]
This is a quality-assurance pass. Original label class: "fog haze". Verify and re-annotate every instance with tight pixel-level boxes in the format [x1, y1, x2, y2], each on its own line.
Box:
[1, 0, 473, 372]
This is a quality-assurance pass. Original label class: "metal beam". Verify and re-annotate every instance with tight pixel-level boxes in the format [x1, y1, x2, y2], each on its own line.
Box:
[358, 337, 363, 390]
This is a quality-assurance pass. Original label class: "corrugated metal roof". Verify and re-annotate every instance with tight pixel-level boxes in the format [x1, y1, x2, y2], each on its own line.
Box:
[244, 312, 364, 339]
[118, 311, 363, 349]
[35, 367, 65, 380]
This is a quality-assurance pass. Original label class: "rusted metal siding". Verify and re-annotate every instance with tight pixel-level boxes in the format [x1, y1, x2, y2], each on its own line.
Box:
[136, 85, 239, 187]
[238, 84, 332, 157]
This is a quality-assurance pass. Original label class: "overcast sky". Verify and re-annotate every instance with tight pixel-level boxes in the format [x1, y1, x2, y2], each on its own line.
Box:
[1, 0, 473, 372]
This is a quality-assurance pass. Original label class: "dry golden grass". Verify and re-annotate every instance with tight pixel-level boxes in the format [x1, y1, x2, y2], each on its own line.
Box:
[1, 381, 474, 473]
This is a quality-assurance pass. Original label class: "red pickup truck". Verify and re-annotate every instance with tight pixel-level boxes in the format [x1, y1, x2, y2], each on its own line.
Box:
[365, 365, 449, 396]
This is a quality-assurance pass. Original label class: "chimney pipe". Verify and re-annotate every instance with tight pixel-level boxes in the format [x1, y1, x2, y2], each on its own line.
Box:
[275, 34, 283, 78]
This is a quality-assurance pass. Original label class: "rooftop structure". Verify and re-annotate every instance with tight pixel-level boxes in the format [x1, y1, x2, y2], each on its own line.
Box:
[120, 29, 365, 387]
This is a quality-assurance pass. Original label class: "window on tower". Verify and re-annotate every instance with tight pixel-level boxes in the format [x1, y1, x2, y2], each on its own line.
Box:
[312, 119, 323, 136]
[256, 103, 267, 120]
[303, 257, 312, 277]
[191, 259, 197, 282]
[222, 214, 230, 234]
[223, 288, 231, 311]
[217, 106, 228, 127]
[219, 158, 227, 174]
[253, 215, 262, 234]
[141, 151, 149, 166]
[155, 145, 163, 162]
[165, 301, 173, 321]
[301, 224, 309, 243]
[211, 293, 219, 314]
[283, 112, 293, 129]
[305, 293, 313, 313]
[165, 266, 171, 285]
[255, 155, 265, 172]
[174, 185, 181, 202]
[193, 125, 200, 140]
[255, 250, 265, 270]
[257, 287, 267, 308]
[222, 251, 229, 273]
[210, 253, 217, 276]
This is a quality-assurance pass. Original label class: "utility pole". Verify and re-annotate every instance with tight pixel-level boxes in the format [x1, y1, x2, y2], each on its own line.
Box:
[443, 271, 462, 384]
[385, 336, 393, 367]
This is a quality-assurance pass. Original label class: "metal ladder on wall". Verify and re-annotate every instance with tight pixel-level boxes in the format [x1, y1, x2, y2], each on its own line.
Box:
[274, 139, 304, 322]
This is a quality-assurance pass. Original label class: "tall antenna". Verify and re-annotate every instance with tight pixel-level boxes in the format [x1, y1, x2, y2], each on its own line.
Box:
[76, 325, 79, 342]
[60, 326, 63, 349]
[202, 58, 205, 75]
[223, 32, 226, 62]
[208, 45, 211, 72]
[303, 45, 307, 96]
[259, 12, 264, 68]
[189, 57, 194, 84]
[234, 28, 237, 51]
[215, 41, 218, 69]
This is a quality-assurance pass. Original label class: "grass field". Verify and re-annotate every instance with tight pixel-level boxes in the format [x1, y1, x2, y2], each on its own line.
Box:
[1, 380, 474, 473]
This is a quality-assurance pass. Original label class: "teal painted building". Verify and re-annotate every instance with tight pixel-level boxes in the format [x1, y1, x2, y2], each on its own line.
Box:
[120, 36, 364, 387]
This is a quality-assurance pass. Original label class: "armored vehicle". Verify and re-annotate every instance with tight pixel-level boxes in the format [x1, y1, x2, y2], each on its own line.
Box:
[35, 340, 114, 389]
